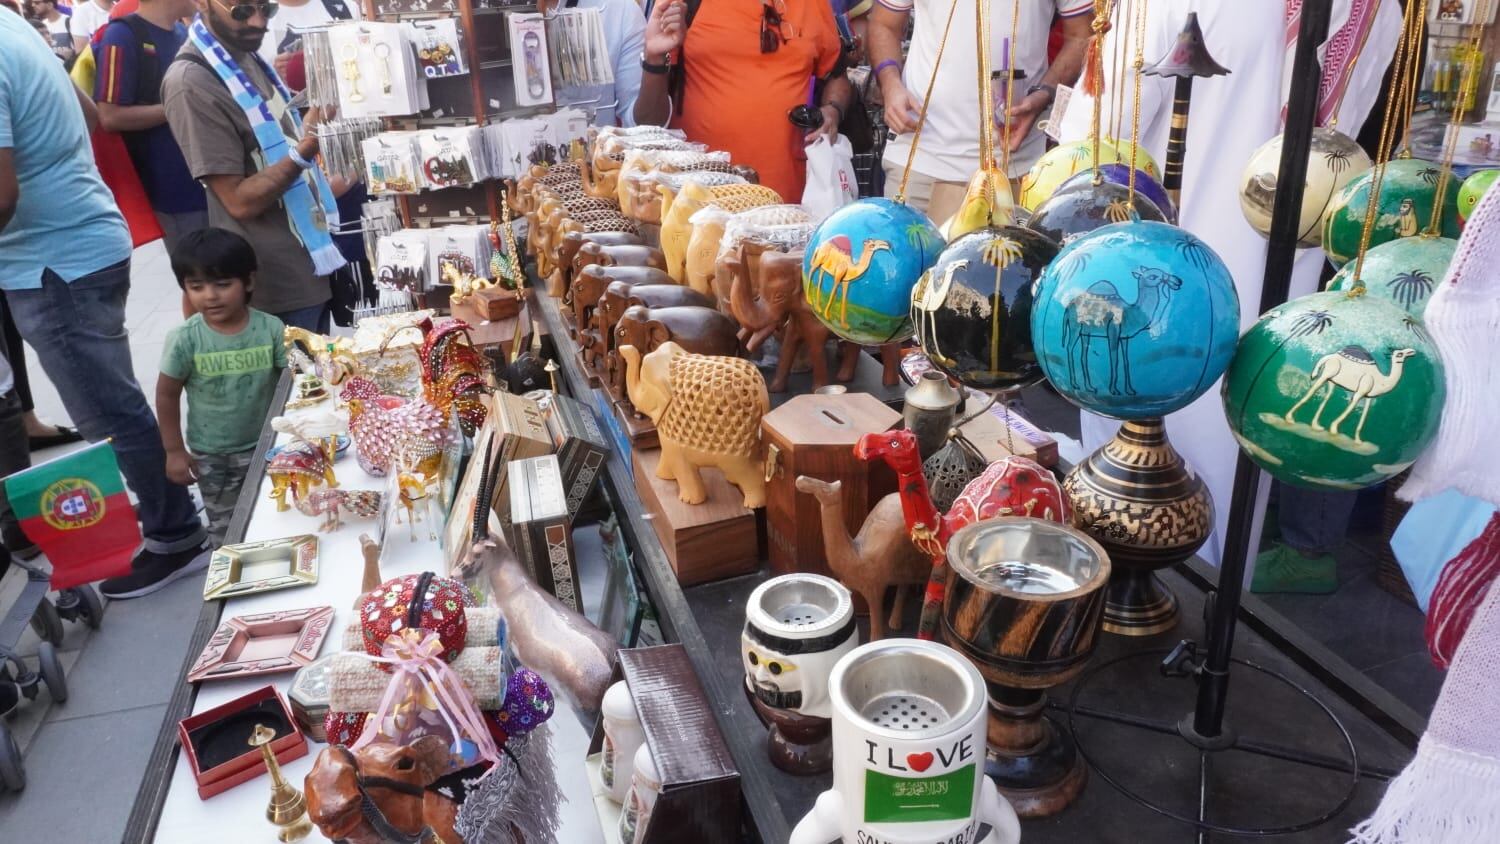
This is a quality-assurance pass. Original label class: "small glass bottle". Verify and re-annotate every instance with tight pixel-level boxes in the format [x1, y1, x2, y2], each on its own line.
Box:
[599, 681, 645, 804]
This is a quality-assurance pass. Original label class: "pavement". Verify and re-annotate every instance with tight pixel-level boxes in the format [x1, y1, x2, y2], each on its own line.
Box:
[0, 240, 212, 841]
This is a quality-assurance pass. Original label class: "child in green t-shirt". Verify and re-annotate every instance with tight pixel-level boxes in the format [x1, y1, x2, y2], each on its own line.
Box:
[159, 229, 287, 547]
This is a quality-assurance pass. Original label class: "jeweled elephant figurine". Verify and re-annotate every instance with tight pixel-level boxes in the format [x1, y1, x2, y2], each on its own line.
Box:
[552, 229, 642, 298]
[620, 342, 768, 508]
[268, 438, 339, 511]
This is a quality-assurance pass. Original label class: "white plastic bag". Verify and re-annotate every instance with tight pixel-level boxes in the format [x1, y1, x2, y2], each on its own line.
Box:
[802, 134, 859, 223]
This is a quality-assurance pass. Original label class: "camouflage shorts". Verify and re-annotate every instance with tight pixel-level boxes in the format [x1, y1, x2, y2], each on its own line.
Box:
[194, 449, 255, 548]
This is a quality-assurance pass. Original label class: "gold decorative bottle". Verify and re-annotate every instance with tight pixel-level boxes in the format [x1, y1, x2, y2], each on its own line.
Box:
[251, 724, 313, 843]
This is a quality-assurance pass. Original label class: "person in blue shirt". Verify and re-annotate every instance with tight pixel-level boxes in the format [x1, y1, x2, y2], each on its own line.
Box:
[0, 8, 210, 599]
[93, 0, 207, 251]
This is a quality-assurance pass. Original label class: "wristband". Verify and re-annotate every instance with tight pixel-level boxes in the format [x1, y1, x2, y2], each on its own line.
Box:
[873, 59, 901, 80]
[289, 145, 316, 171]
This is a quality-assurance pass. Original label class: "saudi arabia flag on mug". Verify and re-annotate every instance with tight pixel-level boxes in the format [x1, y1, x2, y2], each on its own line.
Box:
[3, 442, 140, 589]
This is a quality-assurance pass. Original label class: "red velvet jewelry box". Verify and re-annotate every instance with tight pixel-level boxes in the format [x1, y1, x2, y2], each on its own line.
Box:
[178, 685, 308, 799]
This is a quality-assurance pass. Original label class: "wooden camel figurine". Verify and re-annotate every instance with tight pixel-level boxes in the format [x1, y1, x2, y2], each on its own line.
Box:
[855, 429, 1069, 639]
[305, 736, 459, 844]
[795, 476, 929, 641]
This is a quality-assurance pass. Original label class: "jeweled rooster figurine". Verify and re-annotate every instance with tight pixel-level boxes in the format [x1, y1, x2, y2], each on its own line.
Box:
[855, 429, 1068, 638]
[418, 319, 492, 436]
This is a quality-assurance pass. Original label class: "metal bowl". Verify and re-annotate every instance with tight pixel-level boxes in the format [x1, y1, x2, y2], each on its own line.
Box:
[942, 517, 1111, 688]
[747, 573, 853, 638]
[831, 639, 985, 740]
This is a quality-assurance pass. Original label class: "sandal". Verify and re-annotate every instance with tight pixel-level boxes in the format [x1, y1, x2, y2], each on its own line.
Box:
[28, 425, 83, 450]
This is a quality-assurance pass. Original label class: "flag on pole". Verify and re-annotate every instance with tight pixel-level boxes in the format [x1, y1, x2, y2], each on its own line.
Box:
[3, 442, 140, 590]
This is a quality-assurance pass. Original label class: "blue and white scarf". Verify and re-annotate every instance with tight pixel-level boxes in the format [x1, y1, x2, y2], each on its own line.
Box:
[188, 18, 346, 276]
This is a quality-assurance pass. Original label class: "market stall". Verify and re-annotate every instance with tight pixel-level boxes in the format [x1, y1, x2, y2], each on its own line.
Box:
[107, 0, 1500, 839]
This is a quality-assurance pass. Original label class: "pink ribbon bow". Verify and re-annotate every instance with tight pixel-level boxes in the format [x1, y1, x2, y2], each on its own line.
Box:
[351, 628, 503, 774]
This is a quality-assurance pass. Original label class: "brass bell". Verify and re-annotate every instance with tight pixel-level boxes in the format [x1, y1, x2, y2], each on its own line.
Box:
[251, 724, 313, 843]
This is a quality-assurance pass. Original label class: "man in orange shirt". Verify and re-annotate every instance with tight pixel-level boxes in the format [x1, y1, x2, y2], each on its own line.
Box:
[634, 0, 852, 201]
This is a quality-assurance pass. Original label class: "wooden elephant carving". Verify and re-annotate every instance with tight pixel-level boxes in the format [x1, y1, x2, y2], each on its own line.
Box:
[551, 230, 642, 298]
[599, 282, 713, 387]
[620, 341, 769, 508]
[611, 304, 739, 405]
[659, 181, 783, 283]
[570, 242, 667, 292]
[568, 264, 673, 342]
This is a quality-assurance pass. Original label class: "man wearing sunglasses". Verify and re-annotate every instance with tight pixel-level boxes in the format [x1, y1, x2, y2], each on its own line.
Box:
[161, 0, 340, 332]
[634, 0, 852, 202]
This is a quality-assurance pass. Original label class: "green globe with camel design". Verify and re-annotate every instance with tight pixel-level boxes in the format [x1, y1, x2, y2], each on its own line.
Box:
[1222, 290, 1445, 490]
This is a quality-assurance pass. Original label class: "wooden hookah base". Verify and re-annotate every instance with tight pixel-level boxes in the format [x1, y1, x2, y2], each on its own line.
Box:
[1102, 567, 1180, 637]
[747, 687, 833, 775]
[985, 691, 1088, 818]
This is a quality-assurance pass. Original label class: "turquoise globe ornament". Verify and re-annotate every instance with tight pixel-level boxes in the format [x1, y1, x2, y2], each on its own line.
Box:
[1091, 163, 1177, 223]
[1027, 174, 1168, 247]
[1031, 221, 1240, 419]
[1222, 290, 1445, 490]
[803, 198, 943, 345]
[1326, 235, 1456, 318]
[911, 226, 1059, 391]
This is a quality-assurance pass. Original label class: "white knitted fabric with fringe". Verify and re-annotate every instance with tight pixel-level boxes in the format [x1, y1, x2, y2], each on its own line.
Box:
[1348, 581, 1500, 842]
[1397, 179, 1500, 505]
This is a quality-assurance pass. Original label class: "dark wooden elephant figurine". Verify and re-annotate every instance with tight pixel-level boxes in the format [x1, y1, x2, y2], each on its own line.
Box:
[569, 264, 674, 342]
[602, 284, 715, 395]
[727, 239, 837, 392]
[570, 242, 667, 296]
[612, 305, 740, 419]
[552, 230, 643, 298]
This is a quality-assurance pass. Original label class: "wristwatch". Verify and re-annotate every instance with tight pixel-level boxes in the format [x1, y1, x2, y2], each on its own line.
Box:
[1026, 82, 1057, 107]
[641, 51, 672, 75]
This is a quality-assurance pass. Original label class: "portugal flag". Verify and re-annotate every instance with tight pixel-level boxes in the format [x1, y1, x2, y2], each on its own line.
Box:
[4, 443, 140, 590]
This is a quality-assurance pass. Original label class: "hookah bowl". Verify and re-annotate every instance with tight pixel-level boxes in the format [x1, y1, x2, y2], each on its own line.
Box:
[790, 639, 1021, 844]
[1063, 418, 1213, 636]
[742, 574, 859, 774]
[941, 517, 1110, 817]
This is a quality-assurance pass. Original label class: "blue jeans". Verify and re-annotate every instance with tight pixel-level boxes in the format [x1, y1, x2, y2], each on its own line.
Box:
[275, 303, 331, 333]
[4, 259, 205, 555]
[1278, 483, 1358, 555]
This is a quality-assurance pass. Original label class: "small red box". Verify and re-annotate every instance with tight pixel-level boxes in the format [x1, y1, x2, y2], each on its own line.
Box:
[178, 685, 308, 799]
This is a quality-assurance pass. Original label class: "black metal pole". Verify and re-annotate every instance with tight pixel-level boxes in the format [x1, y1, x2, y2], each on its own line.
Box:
[1191, 0, 1333, 738]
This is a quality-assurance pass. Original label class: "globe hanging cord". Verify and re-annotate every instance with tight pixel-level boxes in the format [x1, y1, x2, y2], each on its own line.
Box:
[1127, 0, 1148, 205]
[1084, 0, 1113, 180]
[1428, 0, 1490, 237]
[1110, 0, 1130, 144]
[1350, 0, 1425, 290]
[895, 0, 965, 203]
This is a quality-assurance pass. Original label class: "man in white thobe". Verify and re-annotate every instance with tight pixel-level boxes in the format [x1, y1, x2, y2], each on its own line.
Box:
[1053, 0, 1401, 566]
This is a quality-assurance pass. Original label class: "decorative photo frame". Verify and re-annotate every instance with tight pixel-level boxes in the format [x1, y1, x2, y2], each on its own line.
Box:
[187, 606, 336, 684]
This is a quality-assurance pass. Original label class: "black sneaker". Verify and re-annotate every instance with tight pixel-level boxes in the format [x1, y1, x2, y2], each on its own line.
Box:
[100, 543, 212, 600]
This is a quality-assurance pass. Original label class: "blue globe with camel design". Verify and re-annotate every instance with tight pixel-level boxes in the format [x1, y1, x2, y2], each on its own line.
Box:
[803, 198, 943, 345]
[1031, 221, 1240, 419]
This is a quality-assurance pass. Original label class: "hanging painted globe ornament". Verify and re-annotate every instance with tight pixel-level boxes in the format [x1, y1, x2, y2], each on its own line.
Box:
[1027, 174, 1168, 247]
[1326, 235, 1456, 318]
[802, 198, 943, 345]
[1091, 163, 1177, 222]
[1222, 290, 1444, 490]
[1031, 221, 1240, 419]
[1321, 158, 1462, 267]
[911, 225, 1059, 391]
[1018, 138, 1160, 211]
[942, 168, 1016, 240]
[1457, 169, 1499, 223]
[1240, 127, 1372, 247]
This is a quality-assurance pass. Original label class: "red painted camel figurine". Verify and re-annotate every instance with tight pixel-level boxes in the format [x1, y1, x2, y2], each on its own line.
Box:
[854, 429, 1069, 639]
